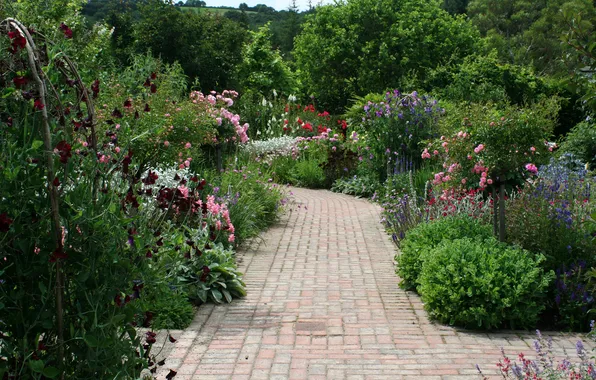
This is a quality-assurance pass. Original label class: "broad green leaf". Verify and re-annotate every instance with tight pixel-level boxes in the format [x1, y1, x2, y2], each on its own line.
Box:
[84, 334, 99, 348]
[43, 366, 61, 378]
[211, 289, 223, 303]
[222, 289, 232, 303]
[31, 140, 44, 150]
[29, 360, 44, 373]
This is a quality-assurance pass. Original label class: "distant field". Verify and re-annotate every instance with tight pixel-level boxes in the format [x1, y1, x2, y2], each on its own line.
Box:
[180, 6, 256, 15]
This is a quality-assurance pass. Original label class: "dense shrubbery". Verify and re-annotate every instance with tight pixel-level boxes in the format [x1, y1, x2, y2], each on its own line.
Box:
[419, 238, 553, 329]
[396, 216, 493, 291]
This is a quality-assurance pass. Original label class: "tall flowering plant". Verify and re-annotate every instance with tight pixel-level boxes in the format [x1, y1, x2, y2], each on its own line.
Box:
[0, 20, 162, 377]
[360, 90, 443, 180]
[422, 103, 557, 240]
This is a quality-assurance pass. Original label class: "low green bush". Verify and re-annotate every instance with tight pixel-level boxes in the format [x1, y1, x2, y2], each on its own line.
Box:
[418, 238, 553, 330]
[396, 216, 493, 290]
[331, 174, 379, 198]
[292, 159, 327, 188]
[139, 285, 195, 330]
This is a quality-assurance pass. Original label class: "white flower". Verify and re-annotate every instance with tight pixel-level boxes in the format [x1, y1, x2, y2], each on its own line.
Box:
[261, 97, 267, 107]
[272, 89, 278, 97]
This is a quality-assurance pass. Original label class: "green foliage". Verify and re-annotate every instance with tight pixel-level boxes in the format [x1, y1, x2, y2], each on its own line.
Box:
[236, 23, 297, 96]
[101, 0, 247, 91]
[559, 121, 596, 169]
[0, 24, 152, 378]
[293, 0, 479, 112]
[292, 159, 327, 188]
[562, 7, 596, 114]
[139, 285, 195, 330]
[441, 0, 468, 15]
[554, 262, 594, 331]
[396, 216, 493, 291]
[205, 163, 286, 244]
[427, 100, 557, 190]
[468, 0, 595, 75]
[505, 160, 595, 272]
[418, 238, 553, 329]
[429, 52, 547, 104]
[177, 244, 246, 305]
[331, 174, 380, 197]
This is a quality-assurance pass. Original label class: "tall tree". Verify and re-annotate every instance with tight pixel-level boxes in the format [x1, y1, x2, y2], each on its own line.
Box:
[293, 0, 479, 112]
[468, 0, 596, 74]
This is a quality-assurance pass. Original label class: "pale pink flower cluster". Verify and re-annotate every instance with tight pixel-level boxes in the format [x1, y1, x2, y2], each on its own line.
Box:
[189, 90, 248, 143]
[205, 195, 235, 242]
[432, 172, 451, 185]
[473, 144, 485, 154]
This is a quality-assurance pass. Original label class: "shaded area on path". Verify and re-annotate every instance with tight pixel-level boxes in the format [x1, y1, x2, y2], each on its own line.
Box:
[156, 188, 587, 379]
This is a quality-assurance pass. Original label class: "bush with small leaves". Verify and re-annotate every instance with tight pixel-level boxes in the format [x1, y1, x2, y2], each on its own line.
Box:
[395, 216, 493, 290]
[418, 238, 553, 329]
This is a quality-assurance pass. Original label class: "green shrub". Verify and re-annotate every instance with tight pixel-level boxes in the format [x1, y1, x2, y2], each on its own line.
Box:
[396, 216, 493, 290]
[139, 285, 195, 330]
[559, 121, 596, 169]
[331, 175, 379, 197]
[183, 246, 247, 305]
[418, 238, 553, 329]
[292, 159, 327, 188]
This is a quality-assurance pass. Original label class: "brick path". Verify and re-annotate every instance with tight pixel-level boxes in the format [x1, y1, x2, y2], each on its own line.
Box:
[157, 188, 589, 379]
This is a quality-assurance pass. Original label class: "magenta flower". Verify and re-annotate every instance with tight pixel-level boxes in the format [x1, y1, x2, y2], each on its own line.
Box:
[525, 163, 538, 175]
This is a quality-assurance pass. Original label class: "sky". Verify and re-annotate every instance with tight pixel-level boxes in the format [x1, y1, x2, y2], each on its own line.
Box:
[185, 0, 334, 12]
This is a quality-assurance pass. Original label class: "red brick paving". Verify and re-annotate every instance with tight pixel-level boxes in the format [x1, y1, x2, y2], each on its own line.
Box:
[156, 188, 589, 379]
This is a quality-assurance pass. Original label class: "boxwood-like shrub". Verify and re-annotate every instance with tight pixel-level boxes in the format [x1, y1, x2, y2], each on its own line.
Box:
[418, 238, 554, 330]
[395, 216, 493, 290]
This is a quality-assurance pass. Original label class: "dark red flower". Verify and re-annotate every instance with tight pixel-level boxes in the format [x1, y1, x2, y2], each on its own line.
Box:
[49, 247, 68, 262]
[200, 265, 211, 282]
[143, 78, 151, 87]
[59, 23, 73, 39]
[53, 177, 60, 187]
[111, 108, 123, 118]
[8, 30, 26, 53]
[165, 369, 177, 379]
[91, 79, 100, 99]
[0, 213, 13, 232]
[66, 79, 76, 87]
[168, 334, 177, 343]
[145, 331, 157, 344]
[134, 110, 140, 119]
[150, 83, 157, 93]
[33, 99, 45, 110]
[6, 117, 13, 127]
[123, 98, 132, 108]
[72, 119, 82, 131]
[126, 189, 139, 209]
[12, 76, 27, 88]
[55, 141, 72, 164]
[142, 170, 159, 185]
[151, 72, 157, 80]
[143, 103, 150, 112]
[146, 250, 153, 258]
[64, 106, 71, 115]
[114, 294, 122, 307]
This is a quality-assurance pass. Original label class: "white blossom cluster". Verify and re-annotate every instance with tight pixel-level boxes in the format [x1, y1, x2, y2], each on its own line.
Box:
[242, 136, 299, 158]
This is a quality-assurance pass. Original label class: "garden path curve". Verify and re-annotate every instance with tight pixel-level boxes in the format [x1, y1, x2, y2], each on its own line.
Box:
[156, 187, 587, 380]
